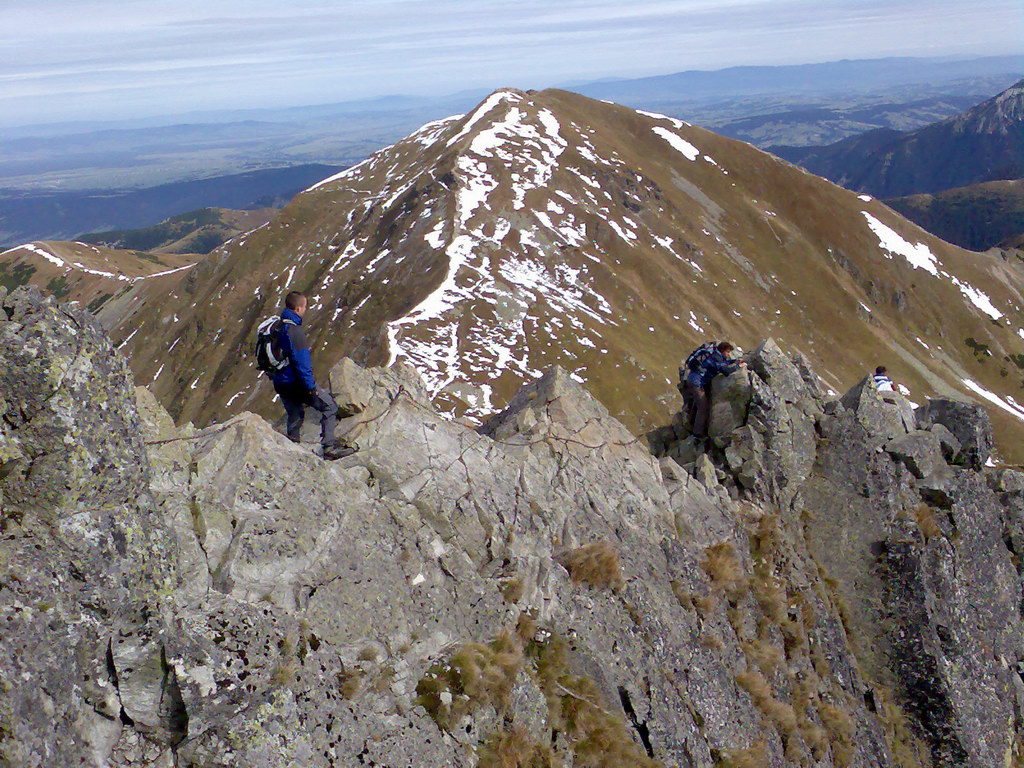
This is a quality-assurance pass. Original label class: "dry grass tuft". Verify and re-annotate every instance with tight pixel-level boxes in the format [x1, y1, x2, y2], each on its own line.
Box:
[416, 631, 524, 730]
[337, 667, 362, 699]
[751, 570, 788, 626]
[477, 726, 562, 768]
[753, 513, 783, 556]
[694, 592, 719, 616]
[877, 689, 932, 768]
[742, 638, 785, 676]
[726, 604, 747, 640]
[820, 703, 856, 767]
[561, 542, 624, 590]
[370, 663, 396, 694]
[700, 633, 725, 652]
[717, 741, 766, 768]
[702, 542, 747, 600]
[515, 611, 537, 643]
[556, 674, 658, 767]
[670, 580, 695, 610]
[532, 633, 658, 768]
[735, 670, 797, 736]
[792, 678, 828, 760]
[913, 504, 942, 541]
[269, 661, 295, 687]
[501, 577, 525, 604]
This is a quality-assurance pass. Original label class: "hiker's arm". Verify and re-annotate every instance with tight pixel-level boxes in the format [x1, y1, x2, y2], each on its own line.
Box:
[708, 356, 741, 376]
[288, 326, 317, 390]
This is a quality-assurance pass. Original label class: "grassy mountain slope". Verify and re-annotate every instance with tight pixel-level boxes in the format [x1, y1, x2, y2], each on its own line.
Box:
[8, 89, 1024, 460]
[79, 207, 276, 255]
[0, 240, 201, 319]
[886, 180, 1024, 251]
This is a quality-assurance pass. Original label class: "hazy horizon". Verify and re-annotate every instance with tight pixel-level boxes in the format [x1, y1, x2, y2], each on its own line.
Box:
[3, 0, 1023, 128]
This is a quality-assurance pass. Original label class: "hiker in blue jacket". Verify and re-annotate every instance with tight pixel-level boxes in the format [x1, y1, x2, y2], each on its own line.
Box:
[271, 291, 353, 460]
[682, 341, 746, 437]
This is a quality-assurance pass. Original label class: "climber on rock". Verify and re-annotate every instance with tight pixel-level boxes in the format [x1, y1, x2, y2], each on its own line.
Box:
[873, 366, 895, 392]
[266, 291, 355, 460]
[681, 341, 747, 438]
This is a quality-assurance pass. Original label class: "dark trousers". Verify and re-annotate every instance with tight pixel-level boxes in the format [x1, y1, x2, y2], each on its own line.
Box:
[682, 380, 710, 437]
[277, 384, 337, 446]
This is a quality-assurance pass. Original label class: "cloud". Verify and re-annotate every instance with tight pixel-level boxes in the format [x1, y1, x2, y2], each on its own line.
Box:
[1, 0, 1022, 125]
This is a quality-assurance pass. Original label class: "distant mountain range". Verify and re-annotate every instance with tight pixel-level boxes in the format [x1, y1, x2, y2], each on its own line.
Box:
[773, 80, 1024, 198]
[573, 55, 1024, 104]
[4, 89, 1024, 459]
[766, 79, 1024, 250]
[3, 55, 1021, 251]
[0, 165, 340, 247]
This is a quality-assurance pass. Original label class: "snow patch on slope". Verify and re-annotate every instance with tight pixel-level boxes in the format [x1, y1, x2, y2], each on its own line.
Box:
[446, 91, 518, 147]
[862, 213, 938, 275]
[410, 114, 464, 147]
[2, 243, 66, 267]
[635, 109, 690, 129]
[652, 127, 699, 161]
[2, 242, 195, 283]
[946, 274, 1003, 320]
[963, 379, 1024, 422]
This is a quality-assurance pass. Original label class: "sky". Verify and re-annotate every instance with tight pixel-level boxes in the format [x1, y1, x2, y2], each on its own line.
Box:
[2, 0, 1023, 126]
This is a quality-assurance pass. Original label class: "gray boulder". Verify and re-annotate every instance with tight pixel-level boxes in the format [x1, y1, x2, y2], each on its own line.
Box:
[0, 287, 176, 767]
[928, 422, 962, 463]
[790, 348, 827, 401]
[885, 430, 946, 479]
[707, 366, 752, 437]
[989, 468, 1024, 495]
[916, 398, 993, 469]
[747, 338, 806, 404]
[328, 356, 375, 416]
[840, 375, 915, 444]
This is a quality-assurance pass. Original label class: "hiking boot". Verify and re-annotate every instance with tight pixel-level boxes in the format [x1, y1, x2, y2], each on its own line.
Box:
[322, 442, 357, 460]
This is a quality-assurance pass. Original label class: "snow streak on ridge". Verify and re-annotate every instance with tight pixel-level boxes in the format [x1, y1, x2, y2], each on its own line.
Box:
[382, 91, 620, 414]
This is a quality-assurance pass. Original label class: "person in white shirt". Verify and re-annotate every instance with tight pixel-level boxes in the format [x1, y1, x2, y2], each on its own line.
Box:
[873, 366, 895, 392]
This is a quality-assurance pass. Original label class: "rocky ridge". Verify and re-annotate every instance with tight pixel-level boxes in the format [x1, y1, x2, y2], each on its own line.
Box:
[3, 285, 1024, 767]
[6, 88, 1020, 460]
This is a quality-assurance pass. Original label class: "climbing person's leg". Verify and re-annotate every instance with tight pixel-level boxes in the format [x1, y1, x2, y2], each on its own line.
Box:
[682, 380, 702, 433]
[692, 385, 711, 437]
[279, 388, 306, 443]
[307, 385, 339, 447]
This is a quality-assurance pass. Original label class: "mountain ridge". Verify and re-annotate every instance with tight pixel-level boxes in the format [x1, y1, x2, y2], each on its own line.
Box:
[3, 283, 1024, 766]
[4, 87, 1024, 460]
[776, 79, 1024, 197]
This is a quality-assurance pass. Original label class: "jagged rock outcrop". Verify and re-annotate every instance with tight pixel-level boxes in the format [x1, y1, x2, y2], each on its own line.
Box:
[916, 398, 994, 469]
[3, 292, 1024, 768]
[0, 286, 176, 766]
